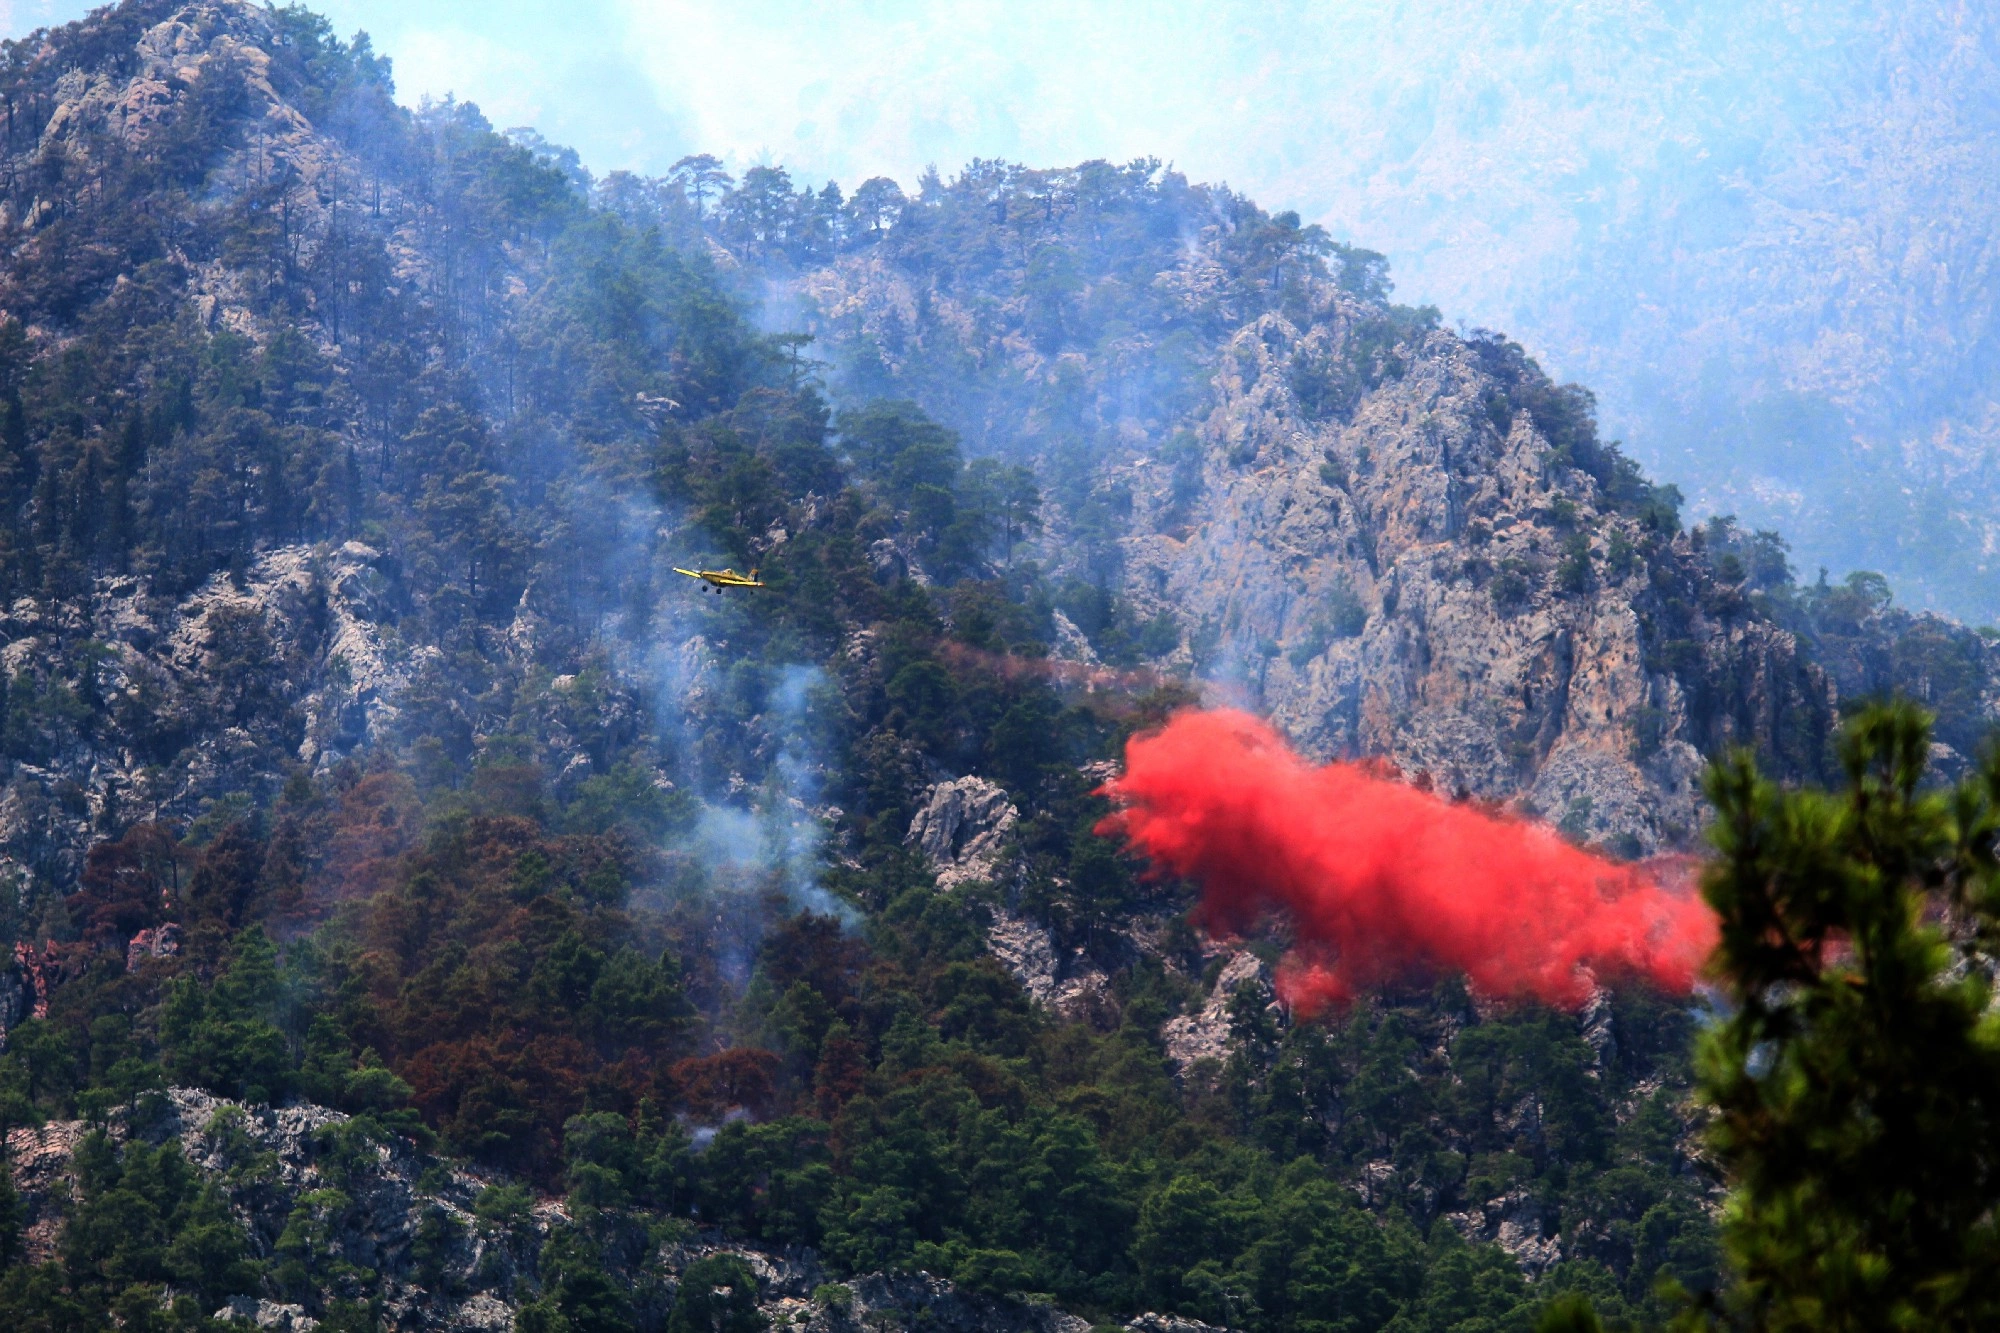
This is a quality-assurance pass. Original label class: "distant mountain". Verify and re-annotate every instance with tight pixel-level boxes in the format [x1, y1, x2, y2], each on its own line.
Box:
[1239, 0, 2000, 623]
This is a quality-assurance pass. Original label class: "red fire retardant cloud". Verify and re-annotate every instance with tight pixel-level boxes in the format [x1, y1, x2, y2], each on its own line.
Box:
[1095, 709, 1716, 1013]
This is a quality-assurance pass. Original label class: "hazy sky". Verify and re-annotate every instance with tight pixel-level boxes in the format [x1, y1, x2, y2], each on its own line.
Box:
[0, 2, 1860, 339]
[0, 2, 1326, 183]
[0, 2, 1913, 402]
[0, 0, 1883, 417]
[0, 1, 1509, 306]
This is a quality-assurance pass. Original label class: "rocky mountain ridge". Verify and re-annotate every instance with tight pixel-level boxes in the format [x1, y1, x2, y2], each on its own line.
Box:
[789, 245, 2000, 855]
[1115, 308, 1820, 854]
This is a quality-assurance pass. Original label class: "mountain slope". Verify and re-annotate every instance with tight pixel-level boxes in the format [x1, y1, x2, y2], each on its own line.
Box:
[0, 4, 1983, 1332]
[776, 173, 1999, 852]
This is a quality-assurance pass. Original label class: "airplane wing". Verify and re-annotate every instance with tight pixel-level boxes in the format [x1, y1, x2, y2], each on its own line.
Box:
[672, 566, 765, 588]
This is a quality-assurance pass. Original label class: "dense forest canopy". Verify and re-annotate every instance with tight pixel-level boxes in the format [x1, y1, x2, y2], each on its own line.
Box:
[0, 4, 1987, 1332]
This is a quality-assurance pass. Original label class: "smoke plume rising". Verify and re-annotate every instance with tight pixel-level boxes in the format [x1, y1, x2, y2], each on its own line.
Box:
[1096, 709, 1716, 1012]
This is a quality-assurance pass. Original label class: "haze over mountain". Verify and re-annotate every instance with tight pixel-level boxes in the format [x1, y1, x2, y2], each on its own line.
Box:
[0, 2, 1990, 1330]
[9, 0, 1995, 621]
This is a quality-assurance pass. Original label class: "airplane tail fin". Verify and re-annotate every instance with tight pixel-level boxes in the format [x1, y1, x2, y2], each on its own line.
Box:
[749, 568, 759, 582]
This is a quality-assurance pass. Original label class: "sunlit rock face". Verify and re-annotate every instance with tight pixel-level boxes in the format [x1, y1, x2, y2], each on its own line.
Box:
[781, 190, 1952, 855]
[1105, 297, 1833, 855]
[906, 775, 1017, 892]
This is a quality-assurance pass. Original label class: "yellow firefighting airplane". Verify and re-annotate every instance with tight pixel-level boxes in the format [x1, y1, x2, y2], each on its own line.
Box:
[673, 565, 765, 592]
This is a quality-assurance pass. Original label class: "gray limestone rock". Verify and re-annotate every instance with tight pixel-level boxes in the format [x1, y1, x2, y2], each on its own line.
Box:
[840, 1272, 1090, 1333]
[0, 541, 403, 888]
[906, 778, 1114, 1018]
[1443, 1188, 1565, 1279]
[1111, 301, 1836, 853]
[1160, 951, 1271, 1079]
[985, 906, 1111, 1020]
[215, 1298, 318, 1331]
[907, 777, 1018, 891]
[1126, 1316, 1233, 1333]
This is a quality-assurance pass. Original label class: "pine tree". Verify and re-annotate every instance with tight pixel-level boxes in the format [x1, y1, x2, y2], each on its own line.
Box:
[1690, 701, 2000, 1330]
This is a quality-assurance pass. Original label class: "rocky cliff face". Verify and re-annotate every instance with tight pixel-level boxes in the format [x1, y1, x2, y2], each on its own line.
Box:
[0, 525, 666, 899]
[1111, 302, 1839, 854]
[0, 542, 396, 890]
[796, 244, 1869, 853]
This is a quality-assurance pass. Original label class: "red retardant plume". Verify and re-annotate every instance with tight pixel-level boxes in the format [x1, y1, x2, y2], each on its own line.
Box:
[1095, 709, 1716, 1013]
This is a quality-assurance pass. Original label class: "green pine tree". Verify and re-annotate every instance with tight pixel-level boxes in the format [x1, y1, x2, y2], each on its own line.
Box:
[1689, 701, 2000, 1330]
[667, 1255, 766, 1333]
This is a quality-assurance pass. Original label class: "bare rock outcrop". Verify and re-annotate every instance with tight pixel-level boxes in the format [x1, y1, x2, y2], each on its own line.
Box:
[1161, 951, 1271, 1079]
[1443, 1189, 1565, 1279]
[906, 778, 1113, 1018]
[1125, 1316, 1232, 1333]
[1112, 300, 1839, 853]
[833, 1273, 1090, 1333]
[907, 776, 1019, 891]
[215, 1298, 320, 1331]
[985, 906, 1111, 1020]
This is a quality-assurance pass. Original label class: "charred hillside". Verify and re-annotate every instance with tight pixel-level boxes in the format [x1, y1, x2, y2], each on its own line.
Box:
[0, 3, 1986, 1332]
